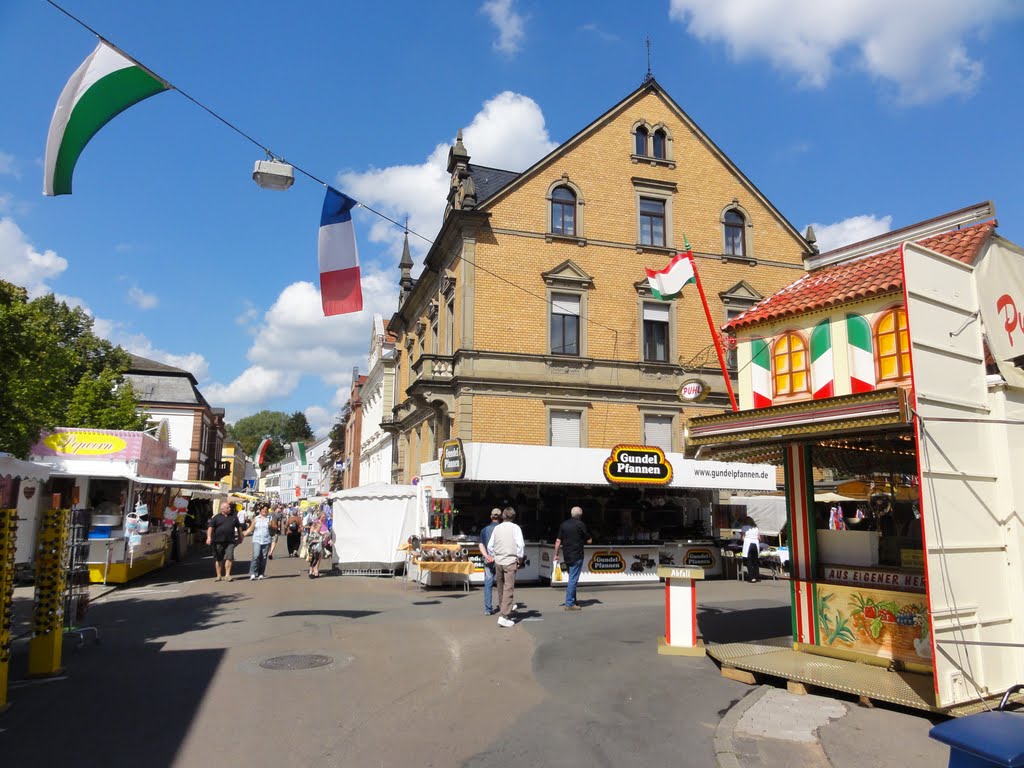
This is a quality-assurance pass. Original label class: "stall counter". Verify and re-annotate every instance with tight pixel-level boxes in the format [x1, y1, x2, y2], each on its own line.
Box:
[87, 531, 170, 584]
[538, 544, 662, 585]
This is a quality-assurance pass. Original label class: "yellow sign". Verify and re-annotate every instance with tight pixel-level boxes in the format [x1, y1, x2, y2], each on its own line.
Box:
[43, 431, 127, 456]
[900, 549, 924, 569]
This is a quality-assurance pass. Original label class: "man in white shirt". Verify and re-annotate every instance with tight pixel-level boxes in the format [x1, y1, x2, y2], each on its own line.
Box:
[486, 507, 525, 628]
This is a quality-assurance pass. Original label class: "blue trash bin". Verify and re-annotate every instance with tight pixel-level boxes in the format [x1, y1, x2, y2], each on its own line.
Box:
[929, 685, 1024, 768]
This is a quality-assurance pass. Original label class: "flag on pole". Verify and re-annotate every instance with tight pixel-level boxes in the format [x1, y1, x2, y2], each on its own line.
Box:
[44, 41, 171, 196]
[319, 188, 363, 315]
[645, 250, 696, 300]
[253, 438, 272, 465]
[290, 442, 307, 465]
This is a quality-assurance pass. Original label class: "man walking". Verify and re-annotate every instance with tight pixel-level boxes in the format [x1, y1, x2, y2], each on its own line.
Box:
[206, 500, 243, 582]
[487, 507, 525, 628]
[478, 509, 502, 616]
[553, 505, 592, 611]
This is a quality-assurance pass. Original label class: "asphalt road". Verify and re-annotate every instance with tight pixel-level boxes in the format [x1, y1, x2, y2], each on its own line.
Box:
[0, 542, 945, 768]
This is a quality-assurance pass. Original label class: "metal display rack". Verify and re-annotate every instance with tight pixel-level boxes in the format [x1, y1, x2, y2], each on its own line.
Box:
[63, 509, 98, 649]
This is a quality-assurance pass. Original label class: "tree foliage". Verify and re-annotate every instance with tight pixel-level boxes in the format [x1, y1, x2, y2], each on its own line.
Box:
[0, 280, 147, 457]
[228, 410, 319, 468]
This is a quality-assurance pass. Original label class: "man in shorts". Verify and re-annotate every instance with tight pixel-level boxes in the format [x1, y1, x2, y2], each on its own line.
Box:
[206, 500, 243, 582]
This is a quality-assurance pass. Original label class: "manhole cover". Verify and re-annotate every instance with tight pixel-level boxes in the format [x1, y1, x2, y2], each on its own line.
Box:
[260, 654, 333, 670]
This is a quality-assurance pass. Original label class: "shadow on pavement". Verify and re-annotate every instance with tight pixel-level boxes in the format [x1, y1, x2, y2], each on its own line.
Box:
[271, 609, 379, 619]
[1, 588, 242, 768]
[697, 605, 792, 643]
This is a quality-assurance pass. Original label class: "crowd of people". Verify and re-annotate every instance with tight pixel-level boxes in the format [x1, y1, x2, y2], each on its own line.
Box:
[205, 498, 336, 582]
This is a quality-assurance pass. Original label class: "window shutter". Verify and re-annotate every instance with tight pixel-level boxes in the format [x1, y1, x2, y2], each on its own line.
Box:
[643, 303, 670, 322]
[552, 293, 580, 316]
[550, 411, 581, 447]
[643, 415, 673, 451]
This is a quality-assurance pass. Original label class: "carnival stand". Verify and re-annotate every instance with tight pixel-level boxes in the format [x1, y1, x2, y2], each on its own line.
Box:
[425, 439, 774, 589]
[22, 428, 212, 584]
[687, 210, 1024, 713]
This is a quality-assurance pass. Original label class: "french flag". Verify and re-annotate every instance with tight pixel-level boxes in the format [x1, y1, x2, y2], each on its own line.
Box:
[318, 188, 363, 316]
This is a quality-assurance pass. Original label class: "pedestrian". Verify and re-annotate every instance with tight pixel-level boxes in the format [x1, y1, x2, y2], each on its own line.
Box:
[244, 505, 275, 580]
[306, 510, 328, 578]
[285, 507, 304, 556]
[478, 508, 502, 616]
[487, 507, 525, 628]
[267, 504, 284, 559]
[741, 516, 761, 583]
[206, 500, 243, 582]
[553, 505, 592, 611]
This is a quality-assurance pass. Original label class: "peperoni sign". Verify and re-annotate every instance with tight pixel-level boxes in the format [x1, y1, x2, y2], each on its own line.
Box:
[603, 444, 673, 485]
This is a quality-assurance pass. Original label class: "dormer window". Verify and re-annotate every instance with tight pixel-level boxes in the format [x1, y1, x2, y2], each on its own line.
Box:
[634, 126, 649, 157]
[551, 186, 577, 236]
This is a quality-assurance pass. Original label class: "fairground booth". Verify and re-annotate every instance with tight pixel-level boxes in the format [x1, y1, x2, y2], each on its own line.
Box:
[22, 427, 215, 584]
[686, 204, 1024, 714]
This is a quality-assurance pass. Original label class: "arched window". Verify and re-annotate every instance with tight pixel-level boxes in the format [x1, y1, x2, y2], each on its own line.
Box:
[875, 308, 911, 382]
[724, 209, 746, 257]
[634, 126, 649, 156]
[652, 129, 667, 159]
[773, 332, 809, 397]
[550, 185, 576, 236]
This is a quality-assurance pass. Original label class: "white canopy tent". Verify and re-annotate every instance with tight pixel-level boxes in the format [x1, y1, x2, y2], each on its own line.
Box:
[330, 483, 425, 574]
[0, 455, 51, 483]
[728, 495, 787, 534]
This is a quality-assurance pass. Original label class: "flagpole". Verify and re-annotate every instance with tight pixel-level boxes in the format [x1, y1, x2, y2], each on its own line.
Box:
[687, 255, 739, 412]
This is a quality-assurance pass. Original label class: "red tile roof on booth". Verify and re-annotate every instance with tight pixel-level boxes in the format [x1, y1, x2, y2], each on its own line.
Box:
[725, 220, 997, 332]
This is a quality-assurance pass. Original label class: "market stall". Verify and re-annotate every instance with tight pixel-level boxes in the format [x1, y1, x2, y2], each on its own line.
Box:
[23, 428, 210, 584]
[686, 221, 1024, 713]
[330, 483, 424, 576]
[429, 439, 774, 588]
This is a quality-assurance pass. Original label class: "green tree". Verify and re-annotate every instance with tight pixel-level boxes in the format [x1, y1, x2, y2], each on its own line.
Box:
[284, 411, 314, 442]
[0, 280, 143, 457]
[65, 369, 149, 431]
[228, 410, 289, 466]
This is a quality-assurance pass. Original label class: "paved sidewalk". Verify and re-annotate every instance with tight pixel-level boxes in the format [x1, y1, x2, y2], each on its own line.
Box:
[715, 685, 950, 768]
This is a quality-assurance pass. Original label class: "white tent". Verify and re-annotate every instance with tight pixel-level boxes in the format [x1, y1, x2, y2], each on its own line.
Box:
[728, 495, 787, 534]
[0, 455, 51, 482]
[330, 483, 424, 573]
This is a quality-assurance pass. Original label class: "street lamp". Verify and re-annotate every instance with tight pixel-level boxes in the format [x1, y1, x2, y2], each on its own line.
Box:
[252, 158, 294, 191]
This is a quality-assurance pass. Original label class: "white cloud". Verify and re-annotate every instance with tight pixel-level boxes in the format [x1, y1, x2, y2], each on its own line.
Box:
[0, 216, 68, 296]
[668, 0, 1020, 103]
[482, 0, 526, 55]
[0, 151, 19, 179]
[808, 213, 893, 253]
[204, 366, 301, 408]
[338, 91, 556, 259]
[304, 405, 334, 438]
[127, 284, 159, 310]
[579, 23, 621, 43]
[235, 299, 259, 327]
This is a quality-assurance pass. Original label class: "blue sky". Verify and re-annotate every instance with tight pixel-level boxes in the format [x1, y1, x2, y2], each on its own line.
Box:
[2, 0, 1023, 435]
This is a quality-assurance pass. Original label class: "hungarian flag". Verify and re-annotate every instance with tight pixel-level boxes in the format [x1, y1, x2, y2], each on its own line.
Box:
[253, 438, 272, 465]
[319, 188, 363, 315]
[646, 248, 696, 301]
[44, 41, 170, 196]
[290, 442, 307, 464]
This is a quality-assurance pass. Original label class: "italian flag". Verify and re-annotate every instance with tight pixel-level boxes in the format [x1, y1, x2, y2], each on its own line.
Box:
[750, 337, 773, 408]
[290, 442, 308, 465]
[44, 41, 170, 196]
[846, 314, 876, 392]
[810, 319, 834, 399]
[253, 438, 273, 465]
[645, 251, 696, 301]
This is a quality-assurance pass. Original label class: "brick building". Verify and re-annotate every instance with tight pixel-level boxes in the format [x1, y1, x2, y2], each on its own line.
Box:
[385, 78, 813, 542]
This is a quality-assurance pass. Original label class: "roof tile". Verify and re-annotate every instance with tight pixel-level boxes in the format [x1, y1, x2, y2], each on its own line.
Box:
[726, 220, 996, 332]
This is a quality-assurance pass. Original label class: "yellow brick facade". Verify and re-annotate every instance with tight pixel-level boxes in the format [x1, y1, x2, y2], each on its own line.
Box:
[387, 80, 812, 482]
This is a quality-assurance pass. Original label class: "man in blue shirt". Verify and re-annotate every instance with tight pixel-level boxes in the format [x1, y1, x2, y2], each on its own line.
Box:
[478, 508, 502, 616]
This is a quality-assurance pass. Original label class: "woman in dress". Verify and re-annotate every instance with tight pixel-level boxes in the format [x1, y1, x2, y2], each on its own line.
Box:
[306, 510, 327, 578]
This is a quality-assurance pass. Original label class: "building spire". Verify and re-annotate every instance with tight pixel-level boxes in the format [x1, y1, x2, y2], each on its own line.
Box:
[644, 34, 653, 83]
[398, 226, 414, 307]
